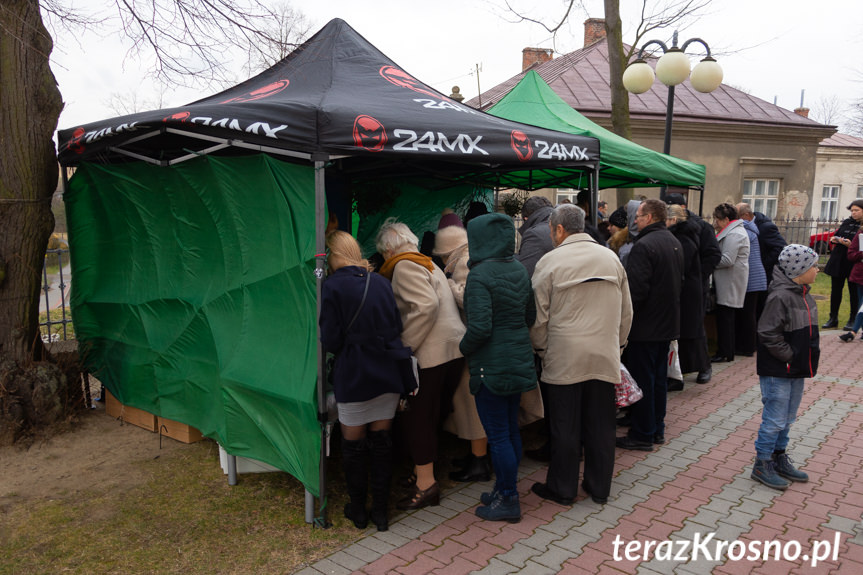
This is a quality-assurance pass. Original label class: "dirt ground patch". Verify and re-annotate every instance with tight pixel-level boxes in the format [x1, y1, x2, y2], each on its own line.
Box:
[0, 400, 189, 504]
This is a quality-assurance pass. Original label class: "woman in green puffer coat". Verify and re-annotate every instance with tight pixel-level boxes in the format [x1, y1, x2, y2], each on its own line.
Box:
[459, 213, 537, 523]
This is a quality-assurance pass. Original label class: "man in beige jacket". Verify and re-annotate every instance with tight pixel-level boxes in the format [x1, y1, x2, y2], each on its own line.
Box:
[529, 204, 632, 505]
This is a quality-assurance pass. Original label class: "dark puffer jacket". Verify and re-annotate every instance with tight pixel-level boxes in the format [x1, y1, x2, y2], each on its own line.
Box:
[756, 268, 820, 378]
[459, 213, 537, 396]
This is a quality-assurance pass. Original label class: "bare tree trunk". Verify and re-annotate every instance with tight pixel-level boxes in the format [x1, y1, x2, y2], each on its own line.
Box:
[0, 0, 64, 363]
[603, 0, 634, 208]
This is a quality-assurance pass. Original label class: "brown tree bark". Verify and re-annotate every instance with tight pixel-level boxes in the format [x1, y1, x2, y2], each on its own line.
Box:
[0, 0, 64, 363]
[603, 0, 634, 208]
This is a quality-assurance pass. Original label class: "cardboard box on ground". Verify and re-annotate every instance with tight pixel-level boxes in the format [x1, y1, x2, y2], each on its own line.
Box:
[104, 389, 202, 443]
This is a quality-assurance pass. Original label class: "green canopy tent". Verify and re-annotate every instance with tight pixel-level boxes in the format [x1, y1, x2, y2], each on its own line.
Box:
[486, 71, 706, 195]
[57, 19, 602, 526]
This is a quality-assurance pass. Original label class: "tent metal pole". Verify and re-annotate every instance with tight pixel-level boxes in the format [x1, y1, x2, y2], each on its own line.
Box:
[591, 165, 600, 224]
[312, 154, 331, 528]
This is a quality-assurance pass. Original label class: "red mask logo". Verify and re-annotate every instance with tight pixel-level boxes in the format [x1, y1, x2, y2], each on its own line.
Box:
[511, 130, 533, 161]
[67, 127, 86, 155]
[353, 115, 387, 152]
[379, 66, 439, 98]
[163, 111, 191, 123]
[221, 79, 290, 104]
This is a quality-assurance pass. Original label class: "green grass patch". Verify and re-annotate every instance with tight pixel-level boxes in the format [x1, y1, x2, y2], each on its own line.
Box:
[0, 440, 360, 575]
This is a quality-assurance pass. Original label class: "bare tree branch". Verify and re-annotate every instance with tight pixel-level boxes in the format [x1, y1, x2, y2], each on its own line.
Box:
[809, 95, 846, 127]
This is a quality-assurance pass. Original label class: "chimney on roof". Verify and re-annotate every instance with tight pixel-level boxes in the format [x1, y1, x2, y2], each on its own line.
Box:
[522, 48, 553, 72]
[794, 107, 810, 118]
[584, 18, 606, 46]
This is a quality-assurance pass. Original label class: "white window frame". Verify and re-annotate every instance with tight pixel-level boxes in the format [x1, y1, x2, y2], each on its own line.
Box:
[742, 178, 780, 218]
[555, 188, 577, 205]
[820, 185, 840, 220]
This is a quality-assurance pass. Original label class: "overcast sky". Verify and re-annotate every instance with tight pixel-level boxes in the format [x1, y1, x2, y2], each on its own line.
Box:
[52, 0, 863, 132]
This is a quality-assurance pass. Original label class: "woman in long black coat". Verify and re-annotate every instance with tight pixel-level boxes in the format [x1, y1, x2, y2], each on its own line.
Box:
[667, 205, 709, 377]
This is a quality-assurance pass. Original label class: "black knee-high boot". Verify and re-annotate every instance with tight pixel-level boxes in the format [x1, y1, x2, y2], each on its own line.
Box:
[367, 429, 393, 532]
[341, 437, 368, 529]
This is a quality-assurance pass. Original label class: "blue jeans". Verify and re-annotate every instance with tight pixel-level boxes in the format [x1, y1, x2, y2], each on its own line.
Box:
[853, 284, 863, 333]
[474, 385, 522, 497]
[754, 376, 804, 460]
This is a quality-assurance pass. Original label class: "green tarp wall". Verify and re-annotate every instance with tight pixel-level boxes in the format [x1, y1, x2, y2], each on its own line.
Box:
[64, 153, 491, 496]
[65, 154, 322, 495]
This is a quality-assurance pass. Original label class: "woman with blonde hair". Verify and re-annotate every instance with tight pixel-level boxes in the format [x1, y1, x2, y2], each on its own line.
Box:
[376, 218, 466, 510]
[320, 230, 412, 532]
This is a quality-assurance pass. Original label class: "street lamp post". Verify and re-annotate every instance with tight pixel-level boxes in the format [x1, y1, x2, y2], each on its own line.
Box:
[622, 31, 723, 201]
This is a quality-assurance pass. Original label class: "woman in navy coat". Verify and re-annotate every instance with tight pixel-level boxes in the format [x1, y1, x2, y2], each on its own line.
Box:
[320, 231, 412, 532]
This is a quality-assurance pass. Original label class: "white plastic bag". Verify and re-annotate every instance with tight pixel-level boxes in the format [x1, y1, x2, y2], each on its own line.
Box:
[616, 363, 644, 408]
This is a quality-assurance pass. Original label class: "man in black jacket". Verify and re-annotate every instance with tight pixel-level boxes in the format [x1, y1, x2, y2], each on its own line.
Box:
[617, 199, 684, 451]
[666, 194, 720, 383]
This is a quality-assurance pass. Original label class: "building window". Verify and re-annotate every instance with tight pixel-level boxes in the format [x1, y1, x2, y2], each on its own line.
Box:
[820, 185, 840, 220]
[742, 179, 779, 218]
[857, 185, 863, 199]
[555, 189, 577, 205]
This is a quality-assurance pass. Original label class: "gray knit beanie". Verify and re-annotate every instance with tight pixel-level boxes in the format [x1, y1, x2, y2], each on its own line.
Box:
[777, 244, 818, 279]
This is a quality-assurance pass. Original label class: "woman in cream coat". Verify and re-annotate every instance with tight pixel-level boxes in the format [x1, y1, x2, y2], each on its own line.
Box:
[377, 219, 466, 510]
[711, 203, 750, 363]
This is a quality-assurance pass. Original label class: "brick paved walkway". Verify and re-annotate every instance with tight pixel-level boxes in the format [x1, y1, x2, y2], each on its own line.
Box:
[296, 332, 863, 575]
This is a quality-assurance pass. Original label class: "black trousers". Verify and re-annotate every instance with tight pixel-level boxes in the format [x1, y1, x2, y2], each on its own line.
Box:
[545, 380, 616, 500]
[623, 340, 669, 443]
[829, 275, 860, 322]
[715, 304, 736, 360]
[401, 357, 463, 466]
[734, 291, 763, 355]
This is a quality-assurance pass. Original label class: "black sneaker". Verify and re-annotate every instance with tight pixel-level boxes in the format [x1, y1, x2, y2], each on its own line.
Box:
[696, 367, 712, 384]
[667, 378, 683, 391]
[653, 433, 665, 445]
[616, 436, 654, 451]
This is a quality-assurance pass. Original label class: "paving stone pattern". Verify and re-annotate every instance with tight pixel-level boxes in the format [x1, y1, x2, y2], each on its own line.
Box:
[295, 333, 863, 575]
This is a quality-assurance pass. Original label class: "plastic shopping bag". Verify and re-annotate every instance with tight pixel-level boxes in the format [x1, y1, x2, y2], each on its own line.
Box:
[616, 363, 644, 408]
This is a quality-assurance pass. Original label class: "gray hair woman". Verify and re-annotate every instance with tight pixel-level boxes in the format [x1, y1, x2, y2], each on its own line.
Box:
[376, 218, 466, 510]
[711, 203, 750, 363]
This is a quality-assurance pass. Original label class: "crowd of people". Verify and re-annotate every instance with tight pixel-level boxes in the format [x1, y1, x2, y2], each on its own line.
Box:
[320, 192, 861, 529]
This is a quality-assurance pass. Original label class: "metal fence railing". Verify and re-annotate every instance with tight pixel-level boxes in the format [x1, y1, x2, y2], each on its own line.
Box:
[772, 218, 842, 254]
[41, 248, 73, 342]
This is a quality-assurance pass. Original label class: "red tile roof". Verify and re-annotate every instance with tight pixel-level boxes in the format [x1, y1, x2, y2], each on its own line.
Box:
[470, 39, 829, 130]
[819, 132, 863, 148]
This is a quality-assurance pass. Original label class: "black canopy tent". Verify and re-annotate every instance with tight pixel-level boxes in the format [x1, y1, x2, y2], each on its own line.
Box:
[57, 18, 601, 525]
